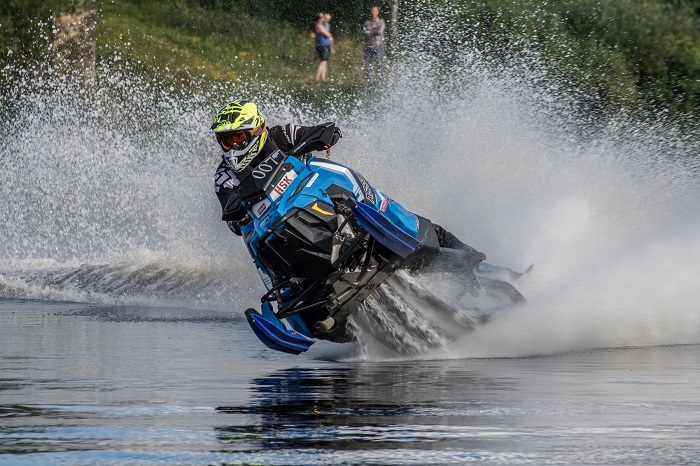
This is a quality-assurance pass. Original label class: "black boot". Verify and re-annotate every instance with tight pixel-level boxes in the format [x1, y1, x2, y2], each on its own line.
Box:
[433, 223, 486, 265]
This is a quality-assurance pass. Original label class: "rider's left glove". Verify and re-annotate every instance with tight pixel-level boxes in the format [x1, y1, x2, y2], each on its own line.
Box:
[331, 128, 342, 146]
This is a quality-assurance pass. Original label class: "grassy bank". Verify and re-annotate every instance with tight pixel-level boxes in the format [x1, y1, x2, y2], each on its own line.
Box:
[97, 0, 365, 90]
[1, 0, 367, 98]
[2, 0, 700, 122]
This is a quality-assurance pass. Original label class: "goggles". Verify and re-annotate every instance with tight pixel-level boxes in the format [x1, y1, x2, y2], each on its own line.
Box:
[216, 130, 256, 152]
[216, 125, 265, 152]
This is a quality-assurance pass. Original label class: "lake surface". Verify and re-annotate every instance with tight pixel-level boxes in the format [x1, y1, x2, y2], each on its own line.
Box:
[1, 299, 699, 465]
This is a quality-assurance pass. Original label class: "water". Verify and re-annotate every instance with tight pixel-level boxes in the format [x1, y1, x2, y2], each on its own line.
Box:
[3, 4, 700, 463]
[2, 300, 700, 465]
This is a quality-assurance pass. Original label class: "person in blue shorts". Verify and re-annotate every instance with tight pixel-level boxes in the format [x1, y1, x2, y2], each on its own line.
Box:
[314, 12, 333, 81]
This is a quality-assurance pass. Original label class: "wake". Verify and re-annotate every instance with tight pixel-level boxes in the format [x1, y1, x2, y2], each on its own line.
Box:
[0, 258, 258, 310]
[351, 269, 520, 358]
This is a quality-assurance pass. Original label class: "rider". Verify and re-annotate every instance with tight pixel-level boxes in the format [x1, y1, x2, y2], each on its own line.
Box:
[211, 99, 342, 235]
[211, 99, 485, 264]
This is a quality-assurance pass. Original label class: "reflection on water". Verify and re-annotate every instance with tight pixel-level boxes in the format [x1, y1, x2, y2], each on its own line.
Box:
[2, 302, 700, 465]
[214, 365, 514, 464]
[212, 358, 700, 465]
[217, 367, 441, 447]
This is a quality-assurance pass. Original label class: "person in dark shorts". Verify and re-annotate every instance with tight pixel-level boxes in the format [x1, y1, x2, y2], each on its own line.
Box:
[314, 12, 332, 81]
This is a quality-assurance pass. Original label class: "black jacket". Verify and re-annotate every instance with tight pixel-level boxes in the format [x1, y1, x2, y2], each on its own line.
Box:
[214, 123, 340, 234]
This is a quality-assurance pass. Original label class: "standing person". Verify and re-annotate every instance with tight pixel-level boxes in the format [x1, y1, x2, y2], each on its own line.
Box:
[325, 13, 335, 54]
[314, 12, 332, 82]
[363, 5, 385, 81]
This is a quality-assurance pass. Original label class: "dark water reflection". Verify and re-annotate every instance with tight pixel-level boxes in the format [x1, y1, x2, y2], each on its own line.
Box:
[1, 300, 700, 465]
[212, 356, 700, 465]
[215, 365, 506, 456]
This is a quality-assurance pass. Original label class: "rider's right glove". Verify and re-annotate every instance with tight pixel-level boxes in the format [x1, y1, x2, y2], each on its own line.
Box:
[227, 214, 251, 236]
[222, 195, 247, 222]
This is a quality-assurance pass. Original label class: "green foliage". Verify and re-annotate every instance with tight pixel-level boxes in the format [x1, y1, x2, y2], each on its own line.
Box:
[558, 0, 700, 112]
[185, 0, 393, 36]
[1, 1, 52, 64]
[410, 0, 700, 115]
[1, 0, 86, 69]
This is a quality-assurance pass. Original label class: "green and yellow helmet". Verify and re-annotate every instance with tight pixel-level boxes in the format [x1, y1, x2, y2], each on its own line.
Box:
[212, 100, 267, 172]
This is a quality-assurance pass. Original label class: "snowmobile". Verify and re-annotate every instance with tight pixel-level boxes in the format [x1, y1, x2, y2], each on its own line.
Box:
[229, 123, 527, 355]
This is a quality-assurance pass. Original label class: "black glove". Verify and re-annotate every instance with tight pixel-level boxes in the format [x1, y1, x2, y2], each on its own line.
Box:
[228, 220, 243, 236]
[227, 214, 250, 235]
[330, 127, 342, 146]
[222, 195, 247, 222]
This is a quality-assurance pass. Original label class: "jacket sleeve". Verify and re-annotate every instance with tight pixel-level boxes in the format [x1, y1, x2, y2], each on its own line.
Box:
[214, 161, 239, 213]
[215, 161, 249, 235]
[363, 20, 371, 37]
[268, 124, 310, 152]
[268, 123, 342, 153]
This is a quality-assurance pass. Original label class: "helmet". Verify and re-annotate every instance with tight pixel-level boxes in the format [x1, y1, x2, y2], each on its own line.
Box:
[211, 100, 267, 172]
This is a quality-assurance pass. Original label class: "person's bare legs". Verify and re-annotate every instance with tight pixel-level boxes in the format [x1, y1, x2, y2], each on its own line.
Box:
[315, 60, 328, 81]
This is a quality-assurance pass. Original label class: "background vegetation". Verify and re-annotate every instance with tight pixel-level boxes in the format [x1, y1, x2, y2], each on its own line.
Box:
[426, 0, 700, 116]
[1, 0, 699, 121]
